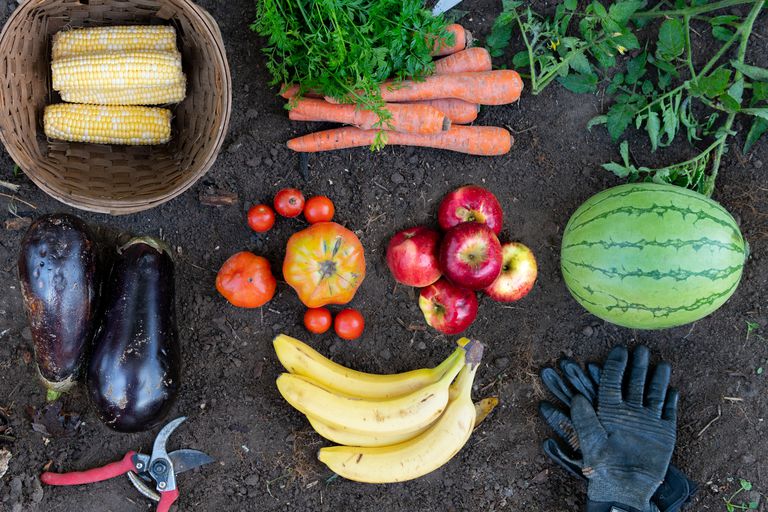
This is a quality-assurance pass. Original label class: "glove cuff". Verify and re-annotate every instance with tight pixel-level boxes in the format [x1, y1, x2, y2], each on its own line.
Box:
[587, 501, 660, 512]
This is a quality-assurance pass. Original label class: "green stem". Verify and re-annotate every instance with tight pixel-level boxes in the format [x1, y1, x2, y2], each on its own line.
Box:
[46, 389, 61, 402]
[512, 9, 538, 93]
[705, 0, 765, 195]
[684, 15, 696, 77]
[633, 0, 759, 19]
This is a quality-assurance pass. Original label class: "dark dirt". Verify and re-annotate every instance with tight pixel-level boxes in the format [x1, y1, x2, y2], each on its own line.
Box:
[0, 1, 767, 511]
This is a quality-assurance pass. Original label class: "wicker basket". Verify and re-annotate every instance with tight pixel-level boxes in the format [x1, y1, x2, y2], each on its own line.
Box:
[0, 0, 232, 215]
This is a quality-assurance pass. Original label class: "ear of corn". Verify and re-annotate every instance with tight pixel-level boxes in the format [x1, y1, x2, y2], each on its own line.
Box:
[44, 104, 172, 145]
[52, 50, 183, 91]
[59, 80, 187, 106]
[52, 25, 177, 60]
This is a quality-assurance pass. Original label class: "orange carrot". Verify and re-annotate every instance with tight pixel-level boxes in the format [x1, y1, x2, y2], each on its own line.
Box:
[327, 70, 522, 106]
[289, 98, 449, 134]
[407, 99, 479, 124]
[432, 24, 472, 57]
[287, 125, 512, 156]
[288, 111, 315, 122]
[279, 84, 322, 99]
[434, 48, 492, 74]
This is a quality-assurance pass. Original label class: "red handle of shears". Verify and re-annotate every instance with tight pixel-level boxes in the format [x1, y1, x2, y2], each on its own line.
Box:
[157, 489, 180, 512]
[40, 451, 138, 486]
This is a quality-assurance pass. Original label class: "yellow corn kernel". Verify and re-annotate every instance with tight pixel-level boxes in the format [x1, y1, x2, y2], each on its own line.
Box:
[59, 80, 186, 106]
[44, 104, 172, 145]
[52, 50, 183, 92]
[52, 25, 177, 60]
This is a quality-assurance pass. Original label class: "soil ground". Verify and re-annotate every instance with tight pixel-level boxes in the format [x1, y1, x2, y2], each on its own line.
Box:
[0, 1, 766, 511]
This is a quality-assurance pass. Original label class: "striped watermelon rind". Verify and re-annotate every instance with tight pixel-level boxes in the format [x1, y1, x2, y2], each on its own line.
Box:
[561, 183, 748, 329]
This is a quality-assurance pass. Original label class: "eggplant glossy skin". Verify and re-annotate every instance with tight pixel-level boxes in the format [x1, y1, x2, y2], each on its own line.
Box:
[18, 214, 98, 393]
[88, 237, 180, 433]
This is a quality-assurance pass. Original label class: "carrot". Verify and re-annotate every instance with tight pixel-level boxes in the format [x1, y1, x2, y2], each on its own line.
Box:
[288, 111, 314, 122]
[407, 99, 479, 124]
[279, 84, 322, 99]
[287, 125, 512, 156]
[288, 98, 449, 134]
[434, 48, 492, 74]
[327, 70, 522, 106]
[432, 24, 472, 57]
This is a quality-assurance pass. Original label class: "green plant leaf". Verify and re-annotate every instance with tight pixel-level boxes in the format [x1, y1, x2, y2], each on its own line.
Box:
[728, 78, 744, 104]
[564, 0, 578, 9]
[731, 60, 768, 82]
[712, 26, 735, 42]
[608, 0, 644, 25]
[607, 72, 625, 95]
[740, 480, 753, 491]
[591, 0, 608, 19]
[558, 72, 598, 93]
[656, 18, 685, 61]
[662, 99, 678, 144]
[512, 50, 530, 68]
[694, 68, 732, 98]
[619, 139, 630, 164]
[744, 118, 768, 153]
[646, 110, 661, 151]
[569, 52, 592, 75]
[607, 100, 636, 141]
[591, 43, 617, 69]
[710, 15, 740, 26]
[753, 82, 768, 102]
[626, 51, 647, 85]
[587, 115, 608, 130]
[602, 161, 632, 178]
[746, 107, 768, 121]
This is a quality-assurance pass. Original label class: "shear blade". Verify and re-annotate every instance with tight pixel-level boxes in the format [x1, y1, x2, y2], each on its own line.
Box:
[127, 449, 214, 502]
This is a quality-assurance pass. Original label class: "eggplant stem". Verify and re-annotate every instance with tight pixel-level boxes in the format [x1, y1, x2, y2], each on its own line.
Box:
[46, 389, 62, 402]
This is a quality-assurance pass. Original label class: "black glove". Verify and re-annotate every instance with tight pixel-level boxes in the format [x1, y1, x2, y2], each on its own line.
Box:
[538, 346, 691, 512]
[539, 356, 696, 512]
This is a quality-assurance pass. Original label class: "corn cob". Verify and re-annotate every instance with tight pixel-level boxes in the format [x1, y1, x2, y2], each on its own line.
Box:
[52, 50, 183, 92]
[44, 104, 172, 145]
[59, 80, 187, 106]
[52, 25, 177, 60]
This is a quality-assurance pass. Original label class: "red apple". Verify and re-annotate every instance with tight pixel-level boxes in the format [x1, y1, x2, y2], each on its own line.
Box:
[483, 242, 538, 302]
[386, 227, 442, 287]
[438, 185, 504, 234]
[419, 278, 478, 335]
[440, 222, 502, 290]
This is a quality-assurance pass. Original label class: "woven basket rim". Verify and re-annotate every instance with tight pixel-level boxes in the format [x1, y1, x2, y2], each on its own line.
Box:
[0, 0, 232, 215]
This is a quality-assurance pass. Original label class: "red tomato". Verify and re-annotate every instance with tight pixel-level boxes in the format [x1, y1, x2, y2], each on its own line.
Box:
[304, 308, 333, 334]
[334, 308, 365, 340]
[216, 252, 276, 308]
[274, 188, 305, 218]
[247, 204, 276, 233]
[303, 196, 335, 224]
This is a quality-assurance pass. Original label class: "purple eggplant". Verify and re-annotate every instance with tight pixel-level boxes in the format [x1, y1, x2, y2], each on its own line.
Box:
[87, 237, 180, 432]
[18, 214, 99, 400]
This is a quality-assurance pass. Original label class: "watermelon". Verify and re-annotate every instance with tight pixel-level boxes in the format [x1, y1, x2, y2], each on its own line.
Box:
[561, 183, 748, 329]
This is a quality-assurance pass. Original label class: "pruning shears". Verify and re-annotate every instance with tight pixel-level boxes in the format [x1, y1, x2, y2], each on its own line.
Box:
[432, 0, 463, 15]
[40, 417, 213, 512]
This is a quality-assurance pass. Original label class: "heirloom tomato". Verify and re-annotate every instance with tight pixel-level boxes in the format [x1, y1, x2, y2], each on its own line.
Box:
[283, 222, 366, 308]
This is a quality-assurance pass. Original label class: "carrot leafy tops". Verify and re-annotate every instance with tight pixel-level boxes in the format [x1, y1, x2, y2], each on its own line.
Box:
[251, 0, 452, 143]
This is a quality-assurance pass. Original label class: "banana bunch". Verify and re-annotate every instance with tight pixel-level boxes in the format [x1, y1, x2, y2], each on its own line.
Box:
[273, 334, 488, 483]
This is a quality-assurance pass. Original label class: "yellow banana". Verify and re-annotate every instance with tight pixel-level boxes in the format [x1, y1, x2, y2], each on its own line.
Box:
[307, 415, 430, 447]
[276, 349, 464, 436]
[473, 397, 499, 429]
[317, 341, 484, 483]
[273, 334, 466, 399]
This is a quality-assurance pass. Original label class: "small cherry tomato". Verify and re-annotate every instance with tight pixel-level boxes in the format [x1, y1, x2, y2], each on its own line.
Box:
[274, 188, 305, 218]
[216, 252, 276, 308]
[304, 307, 333, 334]
[247, 204, 276, 233]
[303, 196, 335, 224]
[334, 308, 365, 340]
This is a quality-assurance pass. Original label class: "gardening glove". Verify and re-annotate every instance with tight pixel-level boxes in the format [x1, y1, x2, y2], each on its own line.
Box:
[539, 355, 697, 512]
[574, 345, 678, 512]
